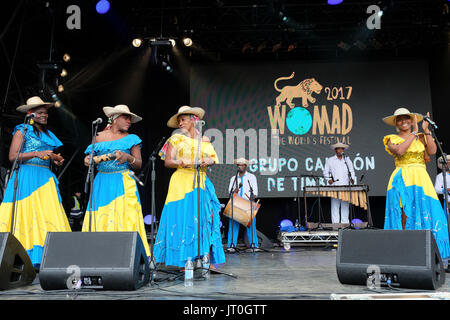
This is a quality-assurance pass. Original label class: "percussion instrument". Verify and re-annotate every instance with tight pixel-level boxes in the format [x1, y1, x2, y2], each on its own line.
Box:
[43, 153, 64, 162]
[303, 185, 369, 210]
[93, 152, 117, 164]
[223, 194, 261, 228]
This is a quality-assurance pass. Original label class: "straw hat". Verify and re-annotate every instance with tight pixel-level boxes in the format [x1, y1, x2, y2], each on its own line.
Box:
[234, 158, 250, 166]
[382, 107, 423, 127]
[16, 96, 54, 113]
[167, 105, 205, 128]
[437, 155, 450, 170]
[330, 142, 349, 150]
[103, 104, 142, 123]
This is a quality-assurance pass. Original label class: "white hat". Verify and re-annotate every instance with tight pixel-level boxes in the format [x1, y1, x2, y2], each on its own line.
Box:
[167, 105, 205, 128]
[16, 96, 54, 113]
[382, 107, 423, 127]
[234, 158, 249, 166]
[331, 142, 349, 150]
[103, 104, 142, 123]
[437, 155, 450, 170]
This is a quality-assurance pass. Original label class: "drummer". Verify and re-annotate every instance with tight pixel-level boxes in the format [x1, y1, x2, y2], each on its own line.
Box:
[226, 158, 260, 252]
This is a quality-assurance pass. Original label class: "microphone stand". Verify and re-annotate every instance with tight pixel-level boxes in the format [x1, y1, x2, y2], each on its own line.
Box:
[193, 120, 205, 279]
[147, 137, 166, 284]
[9, 116, 32, 235]
[342, 154, 356, 230]
[84, 121, 101, 232]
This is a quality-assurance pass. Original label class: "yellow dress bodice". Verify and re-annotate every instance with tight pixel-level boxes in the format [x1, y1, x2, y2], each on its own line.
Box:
[383, 134, 425, 167]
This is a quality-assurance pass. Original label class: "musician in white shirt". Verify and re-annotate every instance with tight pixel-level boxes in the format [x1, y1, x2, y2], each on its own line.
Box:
[226, 158, 259, 252]
[435, 155, 450, 211]
[323, 143, 356, 224]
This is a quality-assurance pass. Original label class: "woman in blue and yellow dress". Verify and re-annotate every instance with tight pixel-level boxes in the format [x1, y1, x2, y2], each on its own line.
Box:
[154, 106, 225, 268]
[0, 96, 71, 268]
[383, 107, 450, 263]
[81, 104, 150, 257]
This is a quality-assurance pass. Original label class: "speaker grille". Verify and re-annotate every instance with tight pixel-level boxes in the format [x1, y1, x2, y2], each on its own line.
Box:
[339, 230, 427, 267]
[43, 232, 135, 268]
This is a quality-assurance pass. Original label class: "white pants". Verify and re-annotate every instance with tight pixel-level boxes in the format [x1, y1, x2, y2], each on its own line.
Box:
[331, 198, 349, 223]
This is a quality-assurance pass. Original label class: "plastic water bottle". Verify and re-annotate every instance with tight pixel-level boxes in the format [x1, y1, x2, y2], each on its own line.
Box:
[184, 257, 194, 287]
[202, 254, 210, 280]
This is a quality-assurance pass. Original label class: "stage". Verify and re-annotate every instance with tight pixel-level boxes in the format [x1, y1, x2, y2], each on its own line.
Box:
[2, 245, 450, 301]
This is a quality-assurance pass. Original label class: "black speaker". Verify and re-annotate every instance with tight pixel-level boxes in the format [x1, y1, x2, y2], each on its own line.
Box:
[244, 229, 274, 249]
[336, 229, 445, 290]
[39, 232, 150, 291]
[0, 233, 36, 290]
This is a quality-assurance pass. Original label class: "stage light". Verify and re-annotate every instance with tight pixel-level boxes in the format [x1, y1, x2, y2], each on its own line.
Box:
[63, 53, 71, 62]
[169, 38, 176, 47]
[132, 38, 143, 48]
[144, 214, 156, 225]
[183, 37, 193, 47]
[96, 0, 110, 14]
[57, 84, 64, 93]
[327, 0, 344, 4]
[60, 69, 67, 77]
[282, 16, 288, 22]
[378, 10, 384, 17]
[280, 219, 293, 228]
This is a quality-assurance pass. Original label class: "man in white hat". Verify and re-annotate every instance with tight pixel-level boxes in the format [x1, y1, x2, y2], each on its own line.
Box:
[435, 155, 450, 212]
[227, 158, 259, 252]
[323, 143, 356, 224]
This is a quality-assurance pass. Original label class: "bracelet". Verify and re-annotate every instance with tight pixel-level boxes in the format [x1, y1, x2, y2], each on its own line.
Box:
[130, 157, 136, 165]
[411, 131, 419, 139]
[424, 132, 432, 136]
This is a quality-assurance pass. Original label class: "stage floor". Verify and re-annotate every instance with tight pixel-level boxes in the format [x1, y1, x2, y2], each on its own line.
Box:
[2, 246, 450, 300]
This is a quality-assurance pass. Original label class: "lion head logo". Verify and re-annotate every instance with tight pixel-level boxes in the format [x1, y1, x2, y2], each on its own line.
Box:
[274, 72, 323, 109]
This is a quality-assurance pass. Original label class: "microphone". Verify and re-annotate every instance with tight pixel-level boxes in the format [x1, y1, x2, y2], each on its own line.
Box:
[151, 136, 166, 158]
[423, 115, 438, 130]
[129, 171, 144, 186]
[26, 113, 36, 119]
[360, 174, 365, 183]
[92, 118, 103, 125]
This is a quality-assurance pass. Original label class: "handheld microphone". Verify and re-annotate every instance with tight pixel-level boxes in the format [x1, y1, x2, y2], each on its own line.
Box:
[129, 171, 144, 187]
[92, 118, 103, 125]
[423, 115, 438, 129]
[26, 113, 36, 119]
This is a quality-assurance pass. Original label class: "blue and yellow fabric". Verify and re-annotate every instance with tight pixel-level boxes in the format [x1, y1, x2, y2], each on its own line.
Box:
[0, 124, 71, 267]
[154, 133, 225, 267]
[383, 134, 450, 259]
[81, 134, 150, 257]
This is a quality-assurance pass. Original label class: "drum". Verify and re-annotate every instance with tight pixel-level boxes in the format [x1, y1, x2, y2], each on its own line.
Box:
[223, 194, 261, 228]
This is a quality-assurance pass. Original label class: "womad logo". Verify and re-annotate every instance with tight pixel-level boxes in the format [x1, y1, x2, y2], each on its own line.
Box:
[267, 72, 353, 145]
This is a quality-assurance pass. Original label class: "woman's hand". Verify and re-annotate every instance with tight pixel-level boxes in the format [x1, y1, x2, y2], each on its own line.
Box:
[115, 150, 132, 164]
[412, 115, 419, 133]
[200, 157, 213, 168]
[422, 112, 430, 133]
[36, 150, 54, 160]
[52, 153, 64, 166]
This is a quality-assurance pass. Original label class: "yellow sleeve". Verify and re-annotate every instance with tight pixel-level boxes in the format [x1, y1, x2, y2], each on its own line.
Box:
[383, 134, 403, 156]
[203, 142, 219, 164]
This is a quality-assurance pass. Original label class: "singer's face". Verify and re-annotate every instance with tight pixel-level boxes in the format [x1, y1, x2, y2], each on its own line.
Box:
[30, 107, 48, 125]
[177, 114, 194, 132]
[237, 164, 247, 173]
[115, 114, 131, 132]
[395, 115, 412, 131]
[335, 148, 345, 157]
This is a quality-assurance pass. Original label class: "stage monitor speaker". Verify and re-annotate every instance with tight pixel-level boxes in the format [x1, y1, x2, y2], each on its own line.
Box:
[336, 229, 445, 290]
[39, 232, 150, 291]
[0, 232, 36, 290]
[244, 229, 274, 249]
